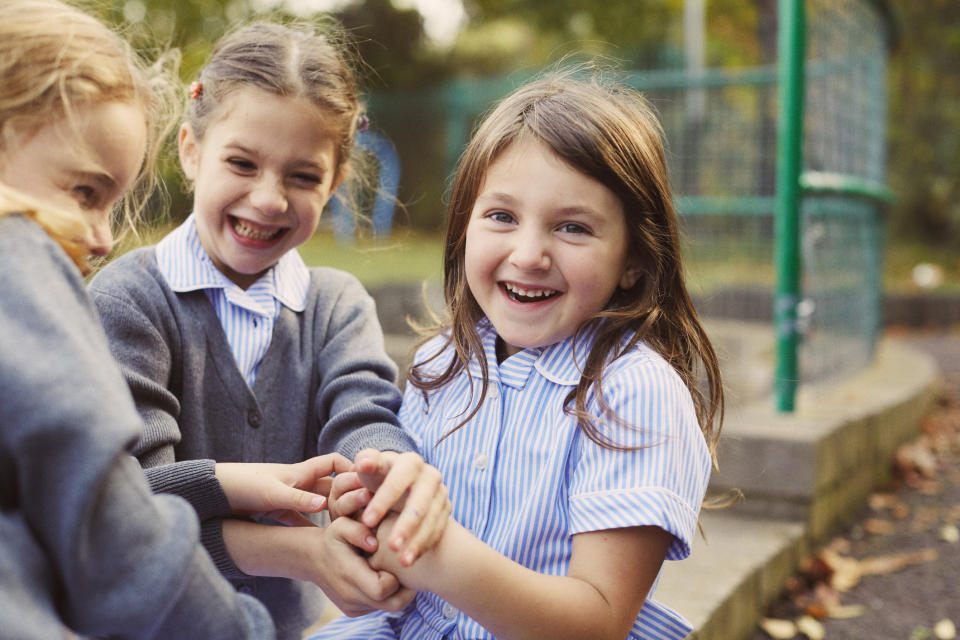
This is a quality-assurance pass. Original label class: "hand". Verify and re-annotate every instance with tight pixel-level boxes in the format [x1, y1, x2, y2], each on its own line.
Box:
[354, 449, 451, 567]
[313, 516, 416, 616]
[215, 454, 352, 525]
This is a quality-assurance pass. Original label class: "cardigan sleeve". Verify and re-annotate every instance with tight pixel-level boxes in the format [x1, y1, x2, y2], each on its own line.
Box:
[0, 216, 274, 638]
[312, 271, 416, 460]
[89, 252, 183, 469]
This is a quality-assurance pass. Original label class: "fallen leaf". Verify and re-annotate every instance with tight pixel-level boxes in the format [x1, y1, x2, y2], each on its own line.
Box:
[759, 617, 796, 639]
[935, 618, 957, 640]
[796, 615, 825, 640]
[823, 548, 939, 591]
[827, 603, 867, 619]
[940, 523, 960, 543]
[869, 492, 897, 510]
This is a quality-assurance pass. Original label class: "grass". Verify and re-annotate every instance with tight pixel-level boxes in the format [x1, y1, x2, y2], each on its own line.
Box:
[298, 228, 444, 286]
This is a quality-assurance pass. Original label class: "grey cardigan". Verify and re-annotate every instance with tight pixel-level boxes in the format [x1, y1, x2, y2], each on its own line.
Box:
[0, 215, 274, 639]
[89, 246, 415, 638]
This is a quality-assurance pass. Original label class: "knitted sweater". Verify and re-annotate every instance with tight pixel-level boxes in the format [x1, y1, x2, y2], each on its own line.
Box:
[89, 246, 415, 638]
[0, 214, 274, 639]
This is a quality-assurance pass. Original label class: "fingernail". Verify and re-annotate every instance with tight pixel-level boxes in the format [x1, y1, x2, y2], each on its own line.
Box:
[366, 536, 377, 548]
[311, 496, 325, 510]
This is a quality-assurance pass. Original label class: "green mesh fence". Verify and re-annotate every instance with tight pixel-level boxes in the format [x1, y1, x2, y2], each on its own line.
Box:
[361, 0, 893, 401]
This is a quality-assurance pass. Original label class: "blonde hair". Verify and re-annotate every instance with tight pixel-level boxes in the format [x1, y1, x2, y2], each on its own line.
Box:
[0, 0, 180, 267]
[410, 69, 724, 461]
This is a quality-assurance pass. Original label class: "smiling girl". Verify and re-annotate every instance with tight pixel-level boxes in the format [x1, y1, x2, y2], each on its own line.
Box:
[310, 70, 724, 640]
[89, 20, 448, 639]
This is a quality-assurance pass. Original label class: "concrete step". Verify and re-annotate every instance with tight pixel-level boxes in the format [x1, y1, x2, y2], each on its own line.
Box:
[656, 512, 806, 640]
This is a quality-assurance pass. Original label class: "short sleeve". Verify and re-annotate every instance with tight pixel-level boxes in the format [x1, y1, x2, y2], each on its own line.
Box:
[567, 350, 711, 560]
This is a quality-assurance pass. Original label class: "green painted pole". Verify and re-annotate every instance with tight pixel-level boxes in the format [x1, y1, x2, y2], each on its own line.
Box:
[773, 0, 806, 412]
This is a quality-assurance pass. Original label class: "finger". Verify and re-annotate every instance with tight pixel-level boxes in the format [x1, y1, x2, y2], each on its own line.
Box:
[273, 485, 327, 514]
[354, 449, 389, 493]
[298, 453, 354, 484]
[361, 453, 420, 528]
[397, 486, 449, 566]
[328, 513, 379, 554]
[386, 464, 442, 552]
[377, 583, 416, 612]
[333, 487, 373, 519]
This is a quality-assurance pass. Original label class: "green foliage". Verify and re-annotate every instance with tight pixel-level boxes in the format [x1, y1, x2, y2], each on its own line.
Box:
[885, 0, 960, 244]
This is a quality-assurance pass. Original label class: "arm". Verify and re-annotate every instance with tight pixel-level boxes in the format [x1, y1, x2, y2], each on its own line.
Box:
[222, 518, 415, 617]
[0, 219, 273, 638]
[89, 256, 183, 469]
[312, 272, 415, 460]
[371, 517, 672, 640]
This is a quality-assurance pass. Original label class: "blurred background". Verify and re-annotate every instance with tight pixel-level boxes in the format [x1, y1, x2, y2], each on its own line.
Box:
[96, 0, 959, 404]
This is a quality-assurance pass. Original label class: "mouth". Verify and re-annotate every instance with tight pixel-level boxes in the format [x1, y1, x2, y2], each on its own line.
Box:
[229, 215, 285, 242]
[501, 282, 561, 303]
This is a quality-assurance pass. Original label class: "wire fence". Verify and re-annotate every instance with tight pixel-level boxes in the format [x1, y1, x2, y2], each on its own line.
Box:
[356, 0, 893, 396]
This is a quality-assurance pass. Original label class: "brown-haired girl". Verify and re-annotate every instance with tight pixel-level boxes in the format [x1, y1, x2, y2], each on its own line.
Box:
[89, 19, 449, 639]
[311, 70, 723, 640]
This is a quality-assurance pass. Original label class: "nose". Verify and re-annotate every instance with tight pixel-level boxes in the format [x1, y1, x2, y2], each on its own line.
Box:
[508, 228, 551, 271]
[249, 176, 287, 216]
[86, 215, 114, 258]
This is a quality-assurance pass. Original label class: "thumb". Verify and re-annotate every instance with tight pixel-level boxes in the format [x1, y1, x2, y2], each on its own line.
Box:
[273, 485, 326, 513]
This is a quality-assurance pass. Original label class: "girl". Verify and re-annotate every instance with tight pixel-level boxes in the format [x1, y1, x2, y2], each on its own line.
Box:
[311, 71, 724, 640]
[89, 19, 449, 638]
[0, 1, 355, 636]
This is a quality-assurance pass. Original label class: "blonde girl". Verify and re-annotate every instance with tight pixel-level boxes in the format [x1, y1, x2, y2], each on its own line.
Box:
[0, 1, 331, 636]
[312, 70, 723, 640]
[89, 19, 449, 639]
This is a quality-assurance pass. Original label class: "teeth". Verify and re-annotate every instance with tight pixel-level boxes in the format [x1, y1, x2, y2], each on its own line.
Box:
[233, 218, 282, 240]
[504, 283, 556, 299]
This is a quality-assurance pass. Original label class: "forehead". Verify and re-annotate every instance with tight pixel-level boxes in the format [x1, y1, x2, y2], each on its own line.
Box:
[205, 88, 338, 155]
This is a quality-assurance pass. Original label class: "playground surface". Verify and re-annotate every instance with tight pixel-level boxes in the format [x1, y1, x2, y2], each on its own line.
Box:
[747, 327, 960, 640]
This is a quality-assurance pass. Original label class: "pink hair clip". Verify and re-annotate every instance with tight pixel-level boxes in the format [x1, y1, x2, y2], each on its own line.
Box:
[189, 80, 202, 100]
[357, 113, 369, 132]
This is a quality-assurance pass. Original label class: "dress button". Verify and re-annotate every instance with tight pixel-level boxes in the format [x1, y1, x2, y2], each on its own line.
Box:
[247, 409, 262, 428]
[238, 584, 253, 594]
[473, 453, 488, 470]
[488, 388, 499, 400]
[442, 603, 457, 618]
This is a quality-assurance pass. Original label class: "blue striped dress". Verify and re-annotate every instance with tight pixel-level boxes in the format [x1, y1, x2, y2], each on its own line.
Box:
[309, 319, 711, 640]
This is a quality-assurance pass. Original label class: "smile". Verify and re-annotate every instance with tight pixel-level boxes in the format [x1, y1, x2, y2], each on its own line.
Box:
[230, 215, 284, 241]
[502, 282, 560, 303]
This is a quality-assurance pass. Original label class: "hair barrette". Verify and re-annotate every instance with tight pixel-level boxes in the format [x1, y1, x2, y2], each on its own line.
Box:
[357, 113, 369, 132]
[189, 80, 203, 100]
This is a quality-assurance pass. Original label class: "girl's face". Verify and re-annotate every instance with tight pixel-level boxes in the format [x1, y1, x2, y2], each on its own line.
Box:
[0, 101, 147, 257]
[179, 87, 345, 289]
[465, 138, 641, 360]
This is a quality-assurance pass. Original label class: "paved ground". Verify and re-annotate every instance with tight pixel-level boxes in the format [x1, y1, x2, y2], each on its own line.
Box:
[750, 327, 960, 640]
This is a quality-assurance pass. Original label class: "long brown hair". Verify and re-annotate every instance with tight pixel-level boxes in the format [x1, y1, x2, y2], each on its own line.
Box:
[409, 69, 724, 461]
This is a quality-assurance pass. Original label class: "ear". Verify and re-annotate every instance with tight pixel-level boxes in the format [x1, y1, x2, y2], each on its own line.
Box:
[329, 165, 347, 196]
[619, 258, 643, 290]
[177, 123, 199, 181]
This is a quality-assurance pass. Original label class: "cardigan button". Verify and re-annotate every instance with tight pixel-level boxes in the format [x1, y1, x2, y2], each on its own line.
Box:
[247, 409, 262, 428]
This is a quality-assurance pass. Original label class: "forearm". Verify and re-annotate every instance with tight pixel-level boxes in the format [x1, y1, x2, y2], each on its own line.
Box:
[386, 521, 636, 640]
[222, 519, 321, 583]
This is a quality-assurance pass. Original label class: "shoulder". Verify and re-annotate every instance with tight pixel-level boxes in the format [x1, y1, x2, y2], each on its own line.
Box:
[305, 266, 373, 307]
[0, 215, 86, 295]
[88, 246, 164, 299]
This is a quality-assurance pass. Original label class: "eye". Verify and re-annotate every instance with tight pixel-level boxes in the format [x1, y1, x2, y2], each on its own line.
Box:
[290, 172, 322, 187]
[487, 210, 515, 224]
[558, 222, 591, 235]
[227, 157, 256, 173]
[71, 185, 98, 210]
